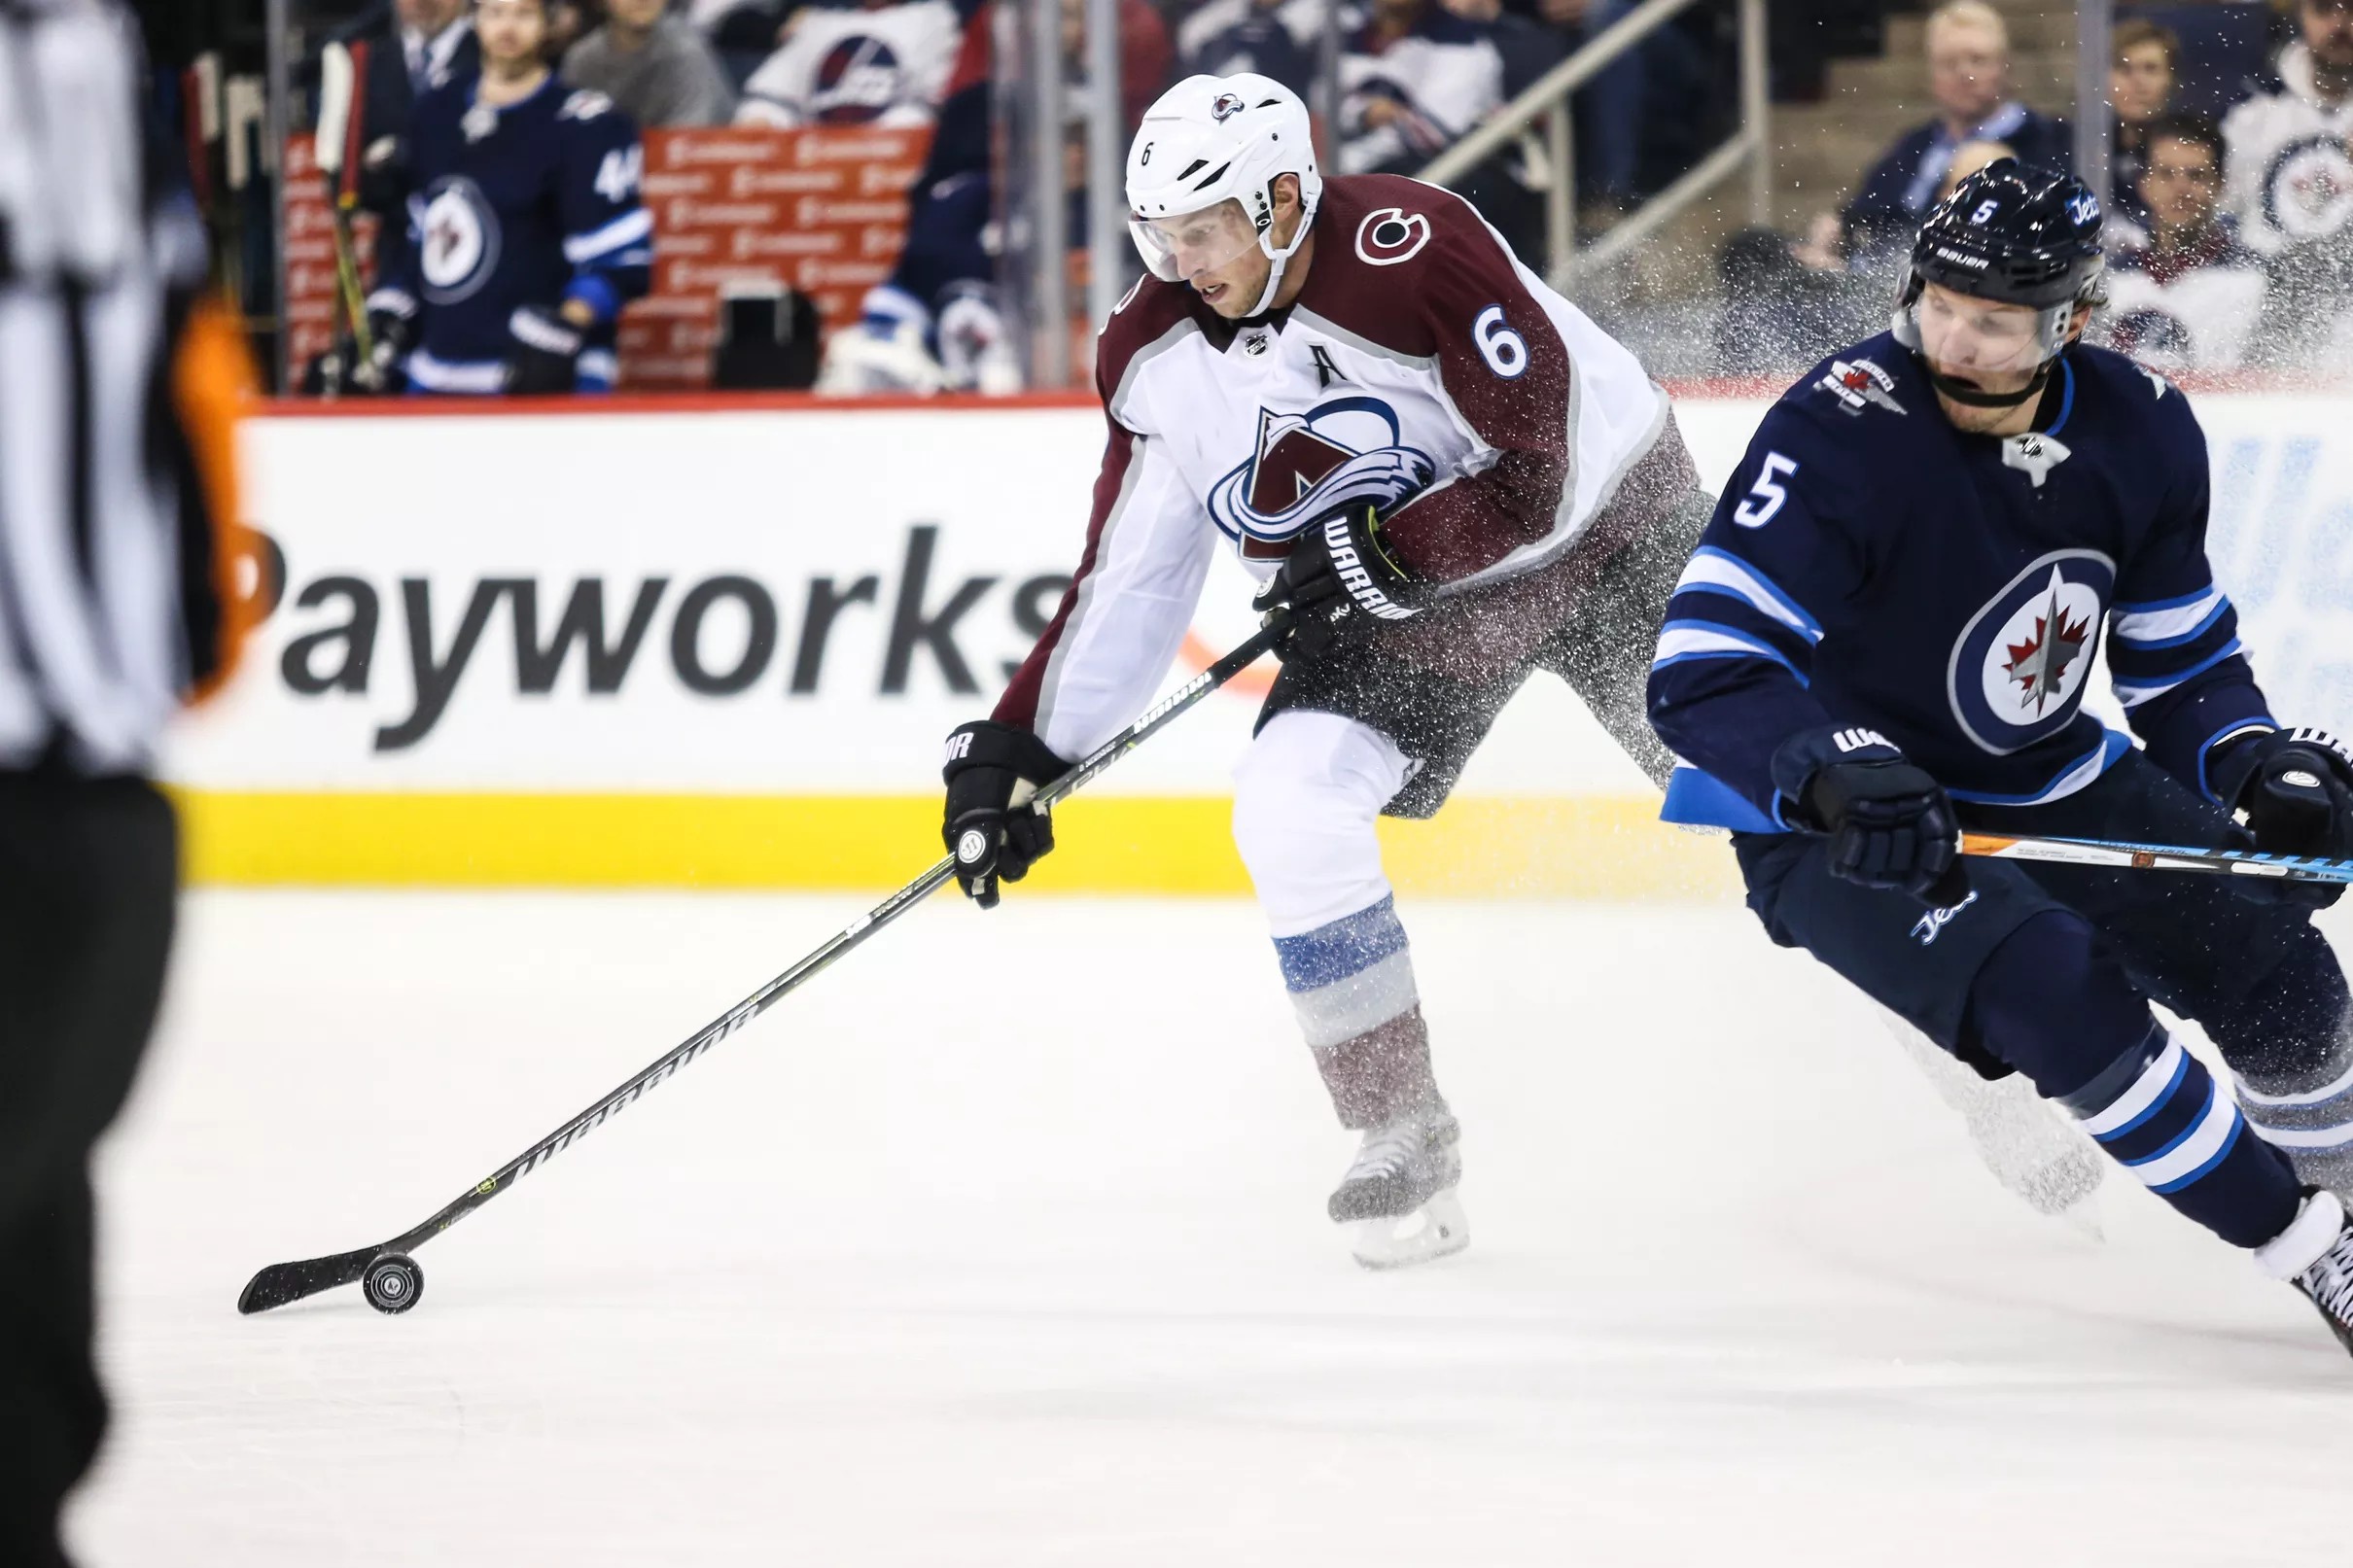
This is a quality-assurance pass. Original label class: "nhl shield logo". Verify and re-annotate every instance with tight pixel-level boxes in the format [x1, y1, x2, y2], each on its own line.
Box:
[1947, 549, 2115, 754]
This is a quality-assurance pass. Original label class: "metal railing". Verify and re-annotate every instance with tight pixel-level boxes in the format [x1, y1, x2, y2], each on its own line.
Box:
[1418, 0, 1770, 292]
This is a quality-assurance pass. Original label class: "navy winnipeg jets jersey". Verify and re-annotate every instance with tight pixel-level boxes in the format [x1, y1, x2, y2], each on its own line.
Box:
[1648, 334, 2274, 832]
[369, 77, 653, 393]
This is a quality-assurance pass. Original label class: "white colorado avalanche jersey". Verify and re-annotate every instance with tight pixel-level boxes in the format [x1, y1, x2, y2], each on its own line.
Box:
[995, 173, 1679, 762]
[735, 0, 960, 128]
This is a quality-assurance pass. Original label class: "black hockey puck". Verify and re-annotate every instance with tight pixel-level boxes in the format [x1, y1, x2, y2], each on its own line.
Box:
[362, 1252, 424, 1315]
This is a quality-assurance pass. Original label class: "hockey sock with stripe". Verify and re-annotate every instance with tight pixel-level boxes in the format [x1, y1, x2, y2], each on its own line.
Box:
[2237, 1033, 2353, 1197]
[1272, 895, 1442, 1130]
[1971, 912, 2303, 1248]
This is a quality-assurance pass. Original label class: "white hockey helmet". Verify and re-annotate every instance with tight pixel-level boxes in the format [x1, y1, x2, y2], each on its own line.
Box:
[1126, 73, 1322, 317]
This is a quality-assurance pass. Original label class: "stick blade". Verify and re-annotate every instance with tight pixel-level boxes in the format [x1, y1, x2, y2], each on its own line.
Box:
[315, 42, 355, 175]
[238, 1245, 380, 1314]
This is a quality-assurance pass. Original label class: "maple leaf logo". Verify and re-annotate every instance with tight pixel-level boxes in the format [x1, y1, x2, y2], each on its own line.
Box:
[2003, 572, 2093, 714]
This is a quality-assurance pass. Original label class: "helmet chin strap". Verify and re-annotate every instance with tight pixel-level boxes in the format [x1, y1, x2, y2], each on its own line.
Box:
[1918, 355, 2055, 409]
[1246, 190, 1317, 316]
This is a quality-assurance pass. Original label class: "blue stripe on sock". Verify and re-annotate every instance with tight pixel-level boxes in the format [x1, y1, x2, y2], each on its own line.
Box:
[2151, 1107, 2245, 1195]
[1272, 896, 1408, 993]
[2124, 1074, 2217, 1169]
[2090, 1047, 2192, 1144]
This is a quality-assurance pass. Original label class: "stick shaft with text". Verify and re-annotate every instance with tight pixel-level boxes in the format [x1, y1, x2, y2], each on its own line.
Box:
[237, 617, 1289, 1314]
[1962, 831, 2353, 886]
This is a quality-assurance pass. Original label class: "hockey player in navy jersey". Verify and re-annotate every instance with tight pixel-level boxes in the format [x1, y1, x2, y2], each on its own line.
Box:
[1648, 160, 2353, 1357]
[362, 0, 653, 395]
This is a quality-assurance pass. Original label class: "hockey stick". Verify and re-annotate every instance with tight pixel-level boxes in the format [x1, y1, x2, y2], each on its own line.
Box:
[314, 43, 374, 367]
[237, 617, 1289, 1315]
[1962, 831, 2353, 887]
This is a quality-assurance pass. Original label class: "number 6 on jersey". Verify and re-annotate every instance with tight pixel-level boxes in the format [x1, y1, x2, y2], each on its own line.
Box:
[1470, 305, 1528, 378]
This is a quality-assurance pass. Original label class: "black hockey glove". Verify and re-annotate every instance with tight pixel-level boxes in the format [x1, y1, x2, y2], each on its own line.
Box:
[1775, 727, 1967, 905]
[1250, 503, 1430, 663]
[505, 305, 583, 395]
[334, 303, 413, 396]
[2210, 726, 2353, 909]
[941, 720, 1071, 909]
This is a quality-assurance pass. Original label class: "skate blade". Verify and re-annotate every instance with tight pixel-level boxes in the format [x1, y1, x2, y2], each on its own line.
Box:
[1349, 1189, 1469, 1271]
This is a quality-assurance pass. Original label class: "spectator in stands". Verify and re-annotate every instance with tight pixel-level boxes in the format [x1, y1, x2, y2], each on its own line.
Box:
[565, 0, 738, 125]
[2221, 0, 2353, 260]
[2102, 115, 2268, 369]
[356, 0, 479, 218]
[1338, 0, 1503, 175]
[1179, 0, 1315, 97]
[1444, 0, 1564, 106]
[735, 0, 965, 126]
[1841, 0, 2069, 256]
[817, 0, 1172, 394]
[1535, 0, 1644, 208]
[2109, 18, 2179, 226]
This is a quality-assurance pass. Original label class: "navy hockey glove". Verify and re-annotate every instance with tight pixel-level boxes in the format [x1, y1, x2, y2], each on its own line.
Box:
[941, 720, 1070, 909]
[1775, 727, 1967, 905]
[506, 306, 583, 395]
[2211, 726, 2353, 909]
[1250, 503, 1428, 662]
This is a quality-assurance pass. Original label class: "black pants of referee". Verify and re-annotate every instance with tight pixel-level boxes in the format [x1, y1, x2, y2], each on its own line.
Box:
[0, 774, 177, 1568]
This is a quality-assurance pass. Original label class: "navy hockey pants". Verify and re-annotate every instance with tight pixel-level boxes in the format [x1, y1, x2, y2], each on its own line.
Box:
[1737, 749, 2343, 1248]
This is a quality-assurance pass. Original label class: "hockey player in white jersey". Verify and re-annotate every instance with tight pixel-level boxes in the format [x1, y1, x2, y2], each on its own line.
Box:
[937, 74, 1708, 1267]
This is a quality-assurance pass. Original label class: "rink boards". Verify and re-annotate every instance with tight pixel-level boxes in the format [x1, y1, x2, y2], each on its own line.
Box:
[162, 386, 2353, 892]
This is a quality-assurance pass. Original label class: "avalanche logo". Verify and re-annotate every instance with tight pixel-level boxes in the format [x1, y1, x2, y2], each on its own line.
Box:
[2262, 134, 2353, 243]
[1205, 395, 1434, 559]
[1947, 549, 2115, 755]
[1211, 91, 1247, 122]
[416, 176, 501, 306]
[812, 35, 906, 123]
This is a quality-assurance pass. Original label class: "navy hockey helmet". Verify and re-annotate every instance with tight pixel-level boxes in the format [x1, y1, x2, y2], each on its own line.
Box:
[1893, 158, 2105, 405]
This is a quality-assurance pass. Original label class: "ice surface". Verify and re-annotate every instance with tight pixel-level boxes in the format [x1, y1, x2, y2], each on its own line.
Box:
[75, 890, 2353, 1565]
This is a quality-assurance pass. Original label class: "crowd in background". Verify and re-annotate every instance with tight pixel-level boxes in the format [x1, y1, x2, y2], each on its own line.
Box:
[1721, 0, 2353, 375]
[148, 0, 2353, 392]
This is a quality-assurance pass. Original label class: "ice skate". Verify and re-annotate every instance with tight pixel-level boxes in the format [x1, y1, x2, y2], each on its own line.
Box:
[1329, 1107, 1468, 1270]
[2259, 1189, 2353, 1357]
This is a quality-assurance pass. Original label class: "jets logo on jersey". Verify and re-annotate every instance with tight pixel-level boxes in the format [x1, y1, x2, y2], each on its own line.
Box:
[1948, 549, 2115, 754]
[812, 35, 908, 123]
[416, 176, 502, 305]
[1814, 357, 1906, 416]
[1206, 395, 1434, 558]
[1354, 206, 1431, 266]
[2261, 134, 2353, 244]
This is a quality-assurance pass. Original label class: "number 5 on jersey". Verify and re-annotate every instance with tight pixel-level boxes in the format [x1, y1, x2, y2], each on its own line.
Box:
[1734, 451, 1799, 528]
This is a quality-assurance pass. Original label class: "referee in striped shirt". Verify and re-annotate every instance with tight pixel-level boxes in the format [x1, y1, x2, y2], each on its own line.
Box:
[0, 3, 253, 1561]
